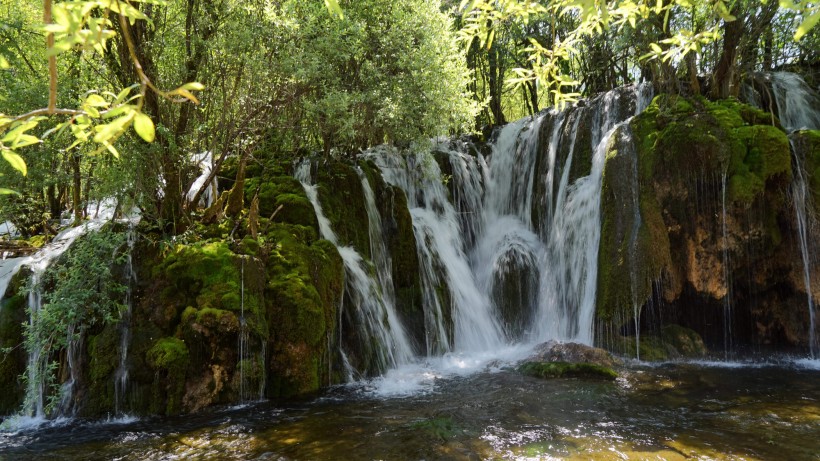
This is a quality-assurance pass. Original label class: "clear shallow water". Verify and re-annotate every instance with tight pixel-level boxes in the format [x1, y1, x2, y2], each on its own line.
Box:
[1, 360, 818, 461]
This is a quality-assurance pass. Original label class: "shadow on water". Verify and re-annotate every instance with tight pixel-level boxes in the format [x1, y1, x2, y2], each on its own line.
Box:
[1, 360, 818, 460]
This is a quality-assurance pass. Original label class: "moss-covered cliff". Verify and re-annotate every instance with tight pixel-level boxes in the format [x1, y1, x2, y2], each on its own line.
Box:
[598, 94, 817, 352]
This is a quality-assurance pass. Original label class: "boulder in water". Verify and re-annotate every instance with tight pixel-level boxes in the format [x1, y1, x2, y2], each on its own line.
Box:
[528, 340, 621, 368]
[519, 340, 620, 380]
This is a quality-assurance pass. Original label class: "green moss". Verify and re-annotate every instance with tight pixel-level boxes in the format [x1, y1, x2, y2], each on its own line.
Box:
[792, 130, 820, 214]
[156, 240, 266, 337]
[241, 236, 260, 256]
[728, 125, 791, 205]
[147, 337, 189, 415]
[518, 361, 618, 380]
[315, 162, 371, 256]
[147, 337, 189, 369]
[83, 326, 119, 415]
[195, 307, 239, 328]
[660, 324, 707, 358]
[597, 128, 671, 323]
[0, 294, 26, 414]
[266, 221, 345, 397]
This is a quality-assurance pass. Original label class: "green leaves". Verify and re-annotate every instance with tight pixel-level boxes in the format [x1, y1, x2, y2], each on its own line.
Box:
[1, 152, 27, 176]
[133, 112, 155, 142]
[794, 10, 820, 40]
[324, 0, 344, 19]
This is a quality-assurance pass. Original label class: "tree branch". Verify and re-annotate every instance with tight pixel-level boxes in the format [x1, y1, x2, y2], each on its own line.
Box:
[44, 0, 57, 113]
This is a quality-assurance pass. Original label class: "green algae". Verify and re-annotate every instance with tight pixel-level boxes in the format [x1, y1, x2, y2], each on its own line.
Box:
[518, 361, 618, 380]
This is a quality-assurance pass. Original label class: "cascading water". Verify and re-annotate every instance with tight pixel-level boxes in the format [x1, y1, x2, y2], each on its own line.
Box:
[536, 85, 652, 345]
[186, 151, 219, 208]
[367, 83, 654, 363]
[770, 72, 820, 132]
[295, 161, 414, 375]
[370, 147, 505, 353]
[791, 152, 817, 358]
[3, 202, 119, 424]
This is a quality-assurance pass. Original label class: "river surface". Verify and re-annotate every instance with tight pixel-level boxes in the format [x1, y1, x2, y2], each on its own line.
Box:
[1, 358, 819, 460]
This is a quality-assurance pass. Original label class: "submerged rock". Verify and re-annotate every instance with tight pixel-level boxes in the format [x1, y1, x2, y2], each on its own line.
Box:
[518, 361, 618, 380]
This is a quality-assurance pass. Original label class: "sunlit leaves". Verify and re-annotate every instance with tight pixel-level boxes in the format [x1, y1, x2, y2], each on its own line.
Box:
[1, 152, 27, 176]
[133, 112, 155, 142]
[794, 9, 820, 40]
[43, 0, 168, 57]
[324, 0, 344, 19]
[457, 0, 819, 110]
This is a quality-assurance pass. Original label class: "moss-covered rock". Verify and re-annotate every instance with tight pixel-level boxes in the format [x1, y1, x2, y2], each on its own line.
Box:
[82, 325, 120, 416]
[0, 293, 27, 415]
[660, 324, 708, 358]
[146, 337, 189, 415]
[613, 325, 707, 361]
[598, 126, 672, 322]
[315, 162, 371, 256]
[155, 241, 266, 335]
[244, 175, 319, 232]
[600, 94, 793, 345]
[265, 223, 345, 397]
[792, 130, 820, 215]
[518, 361, 618, 380]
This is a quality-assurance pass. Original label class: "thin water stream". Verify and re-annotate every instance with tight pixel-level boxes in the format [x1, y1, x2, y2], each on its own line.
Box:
[1, 360, 817, 460]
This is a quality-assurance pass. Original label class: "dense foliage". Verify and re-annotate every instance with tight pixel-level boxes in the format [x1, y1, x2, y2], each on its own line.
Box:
[23, 228, 127, 414]
[0, 0, 817, 232]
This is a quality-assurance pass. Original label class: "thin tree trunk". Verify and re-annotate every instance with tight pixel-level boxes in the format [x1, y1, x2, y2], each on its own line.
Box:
[71, 153, 82, 224]
[712, 13, 745, 99]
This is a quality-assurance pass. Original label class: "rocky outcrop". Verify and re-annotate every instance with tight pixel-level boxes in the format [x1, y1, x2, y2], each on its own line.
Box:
[598, 94, 819, 352]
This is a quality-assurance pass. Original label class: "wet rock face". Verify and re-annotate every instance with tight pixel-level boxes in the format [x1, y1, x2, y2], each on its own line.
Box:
[598, 95, 818, 351]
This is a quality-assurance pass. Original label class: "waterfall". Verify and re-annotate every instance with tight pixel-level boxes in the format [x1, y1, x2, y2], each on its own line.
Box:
[366, 83, 653, 356]
[370, 147, 505, 353]
[7, 201, 119, 422]
[536, 86, 651, 345]
[770, 72, 820, 132]
[235, 255, 266, 401]
[186, 151, 219, 208]
[622, 125, 643, 360]
[296, 160, 414, 375]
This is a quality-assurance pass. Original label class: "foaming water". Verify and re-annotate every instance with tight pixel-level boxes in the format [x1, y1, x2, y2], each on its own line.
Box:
[359, 344, 535, 398]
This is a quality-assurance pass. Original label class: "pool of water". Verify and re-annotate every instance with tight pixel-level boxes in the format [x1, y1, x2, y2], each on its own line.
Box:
[1, 359, 818, 460]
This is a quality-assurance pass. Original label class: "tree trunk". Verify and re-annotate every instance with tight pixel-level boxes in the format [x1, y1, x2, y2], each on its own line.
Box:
[488, 42, 505, 126]
[71, 153, 82, 224]
[712, 13, 745, 99]
[225, 152, 247, 218]
[686, 51, 701, 96]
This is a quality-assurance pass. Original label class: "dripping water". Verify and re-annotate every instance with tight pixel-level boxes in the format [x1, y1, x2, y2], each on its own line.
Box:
[791, 144, 818, 358]
[114, 226, 137, 415]
[767, 72, 820, 358]
[721, 170, 734, 359]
